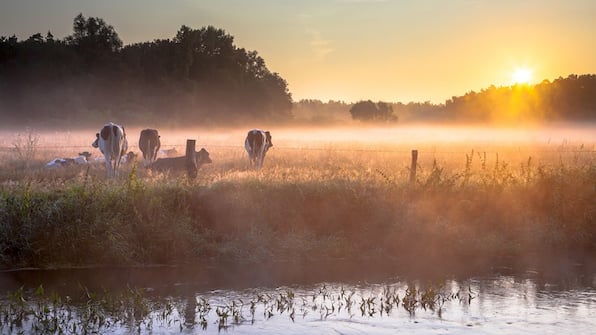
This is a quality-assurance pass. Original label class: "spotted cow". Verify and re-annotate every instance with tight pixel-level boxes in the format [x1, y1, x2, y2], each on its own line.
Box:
[245, 129, 273, 169]
[92, 122, 128, 177]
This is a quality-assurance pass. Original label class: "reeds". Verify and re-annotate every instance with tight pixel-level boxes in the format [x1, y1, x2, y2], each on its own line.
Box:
[0, 285, 155, 334]
[0, 282, 475, 333]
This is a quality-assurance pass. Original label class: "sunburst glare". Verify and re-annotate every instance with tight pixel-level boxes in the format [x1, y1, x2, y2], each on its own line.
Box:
[511, 67, 533, 85]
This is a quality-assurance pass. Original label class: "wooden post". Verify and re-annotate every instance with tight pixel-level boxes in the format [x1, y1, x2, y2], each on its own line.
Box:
[185, 139, 197, 179]
[409, 149, 418, 184]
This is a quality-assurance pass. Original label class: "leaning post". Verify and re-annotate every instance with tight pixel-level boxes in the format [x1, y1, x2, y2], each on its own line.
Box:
[185, 139, 198, 179]
[409, 149, 418, 184]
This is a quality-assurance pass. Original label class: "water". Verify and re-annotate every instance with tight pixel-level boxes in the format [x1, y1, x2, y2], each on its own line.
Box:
[1, 261, 595, 334]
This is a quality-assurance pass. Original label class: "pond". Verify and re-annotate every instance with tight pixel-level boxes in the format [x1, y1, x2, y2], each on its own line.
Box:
[1, 260, 595, 334]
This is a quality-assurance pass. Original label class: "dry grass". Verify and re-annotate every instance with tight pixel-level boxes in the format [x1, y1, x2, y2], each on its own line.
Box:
[0, 125, 594, 269]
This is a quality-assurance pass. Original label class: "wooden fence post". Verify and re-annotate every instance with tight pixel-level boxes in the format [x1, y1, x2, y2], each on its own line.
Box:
[185, 139, 197, 179]
[409, 149, 418, 183]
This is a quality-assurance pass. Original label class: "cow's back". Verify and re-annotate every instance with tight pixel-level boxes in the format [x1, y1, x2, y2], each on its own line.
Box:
[150, 148, 212, 173]
[96, 122, 127, 177]
[99, 123, 126, 157]
[139, 128, 161, 164]
[245, 129, 264, 155]
[245, 129, 272, 169]
[151, 156, 186, 172]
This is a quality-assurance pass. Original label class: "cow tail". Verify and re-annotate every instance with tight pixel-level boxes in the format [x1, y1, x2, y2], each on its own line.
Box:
[112, 135, 120, 160]
[259, 135, 266, 167]
[143, 139, 149, 161]
[151, 139, 157, 161]
[251, 138, 258, 161]
[148, 139, 153, 161]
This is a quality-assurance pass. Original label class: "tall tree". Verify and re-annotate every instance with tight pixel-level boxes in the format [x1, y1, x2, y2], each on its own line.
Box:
[65, 13, 122, 70]
[67, 13, 122, 52]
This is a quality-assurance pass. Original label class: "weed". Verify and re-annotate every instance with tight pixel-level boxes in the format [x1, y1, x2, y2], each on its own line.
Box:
[12, 129, 39, 169]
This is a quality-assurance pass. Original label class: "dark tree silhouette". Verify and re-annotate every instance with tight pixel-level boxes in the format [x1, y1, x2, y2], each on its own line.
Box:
[67, 13, 122, 52]
[0, 15, 293, 127]
[350, 100, 397, 122]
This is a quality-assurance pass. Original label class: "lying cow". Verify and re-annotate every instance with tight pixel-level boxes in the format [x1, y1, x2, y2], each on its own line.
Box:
[157, 148, 178, 158]
[149, 148, 212, 173]
[121, 151, 138, 164]
[245, 129, 273, 169]
[92, 122, 128, 177]
[46, 151, 92, 168]
[139, 128, 160, 167]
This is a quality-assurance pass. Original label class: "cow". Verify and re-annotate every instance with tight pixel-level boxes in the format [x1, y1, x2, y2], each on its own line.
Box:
[46, 151, 92, 168]
[157, 148, 178, 158]
[92, 122, 128, 177]
[120, 151, 138, 165]
[149, 148, 212, 173]
[245, 129, 273, 169]
[139, 129, 161, 167]
[78, 151, 92, 161]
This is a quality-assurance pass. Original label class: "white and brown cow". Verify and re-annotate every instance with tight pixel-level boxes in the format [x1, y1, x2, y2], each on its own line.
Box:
[92, 122, 128, 177]
[139, 128, 161, 167]
[245, 129, 273, 169]
[150, 148, 212, 173]
[46, 151, 92, 168]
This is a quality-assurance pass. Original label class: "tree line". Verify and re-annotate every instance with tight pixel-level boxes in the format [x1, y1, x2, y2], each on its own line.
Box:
[1, 14, 594, 127]
[293, 74, 596, 124]
[0, 14, 292, 127]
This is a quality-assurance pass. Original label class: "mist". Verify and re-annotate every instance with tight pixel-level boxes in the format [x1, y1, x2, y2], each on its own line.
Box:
[2, 122, 593, 158]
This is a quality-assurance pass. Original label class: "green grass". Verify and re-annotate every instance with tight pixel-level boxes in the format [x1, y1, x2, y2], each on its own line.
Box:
[0, 142, 594, 269]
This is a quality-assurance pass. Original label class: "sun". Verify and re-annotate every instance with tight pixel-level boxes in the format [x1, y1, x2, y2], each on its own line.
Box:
[511, 67, 533, 85]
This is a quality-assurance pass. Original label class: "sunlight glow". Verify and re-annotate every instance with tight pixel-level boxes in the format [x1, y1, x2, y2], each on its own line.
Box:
[511, 67, 533, 85]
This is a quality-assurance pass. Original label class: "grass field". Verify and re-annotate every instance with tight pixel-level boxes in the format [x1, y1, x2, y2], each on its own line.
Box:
[0, 125, 594, 269]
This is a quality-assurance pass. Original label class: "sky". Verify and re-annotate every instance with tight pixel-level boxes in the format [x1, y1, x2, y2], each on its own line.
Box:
[1, 0, 595, 104]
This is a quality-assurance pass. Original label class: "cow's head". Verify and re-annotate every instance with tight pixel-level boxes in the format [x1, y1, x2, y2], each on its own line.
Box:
[79, 151, 92, 160]
[197, 148, 212, 165]
[265, 131, 273, 148]
[125, 151, 137, 163]
[92, 133, 99, 148]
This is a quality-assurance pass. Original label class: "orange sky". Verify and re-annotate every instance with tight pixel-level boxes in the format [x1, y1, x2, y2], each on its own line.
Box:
[1, 0, 595, 103]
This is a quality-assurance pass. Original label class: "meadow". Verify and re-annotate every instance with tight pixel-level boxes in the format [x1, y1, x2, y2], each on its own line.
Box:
[0, 125, 594, 270]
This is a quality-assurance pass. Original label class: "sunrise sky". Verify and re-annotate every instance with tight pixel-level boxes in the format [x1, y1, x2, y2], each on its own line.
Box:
[1, 0, 594, 103]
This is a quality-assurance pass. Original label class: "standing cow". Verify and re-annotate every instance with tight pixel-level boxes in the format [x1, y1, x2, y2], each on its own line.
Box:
[92, 122, 128, 177]
[245, 129, 273, 169]
[139, 128, 161, 167]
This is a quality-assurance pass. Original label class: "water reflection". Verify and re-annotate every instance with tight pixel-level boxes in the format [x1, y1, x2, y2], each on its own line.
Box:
[0, 261, 595, 334]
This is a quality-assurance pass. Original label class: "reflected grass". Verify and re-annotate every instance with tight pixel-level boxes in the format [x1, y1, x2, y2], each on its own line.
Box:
[0, 282, 475, 333]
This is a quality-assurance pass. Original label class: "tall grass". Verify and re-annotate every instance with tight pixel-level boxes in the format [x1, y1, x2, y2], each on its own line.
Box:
[0, 133, 594, 269]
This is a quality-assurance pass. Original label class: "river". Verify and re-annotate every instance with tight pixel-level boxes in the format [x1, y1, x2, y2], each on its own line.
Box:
[1, 260, 595, 334]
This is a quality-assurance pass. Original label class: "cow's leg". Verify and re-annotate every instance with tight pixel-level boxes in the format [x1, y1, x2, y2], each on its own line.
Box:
[257, 143, 266, 169]
[113, 158, 119, 176]
[104, 154, 113, 177]
[114, 152, 123, 176]
[143, 139, 150, 167]
[248, 152, 254, 169]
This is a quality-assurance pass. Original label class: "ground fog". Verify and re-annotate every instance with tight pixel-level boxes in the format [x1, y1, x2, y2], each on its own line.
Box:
[0, 123, 594, 269]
